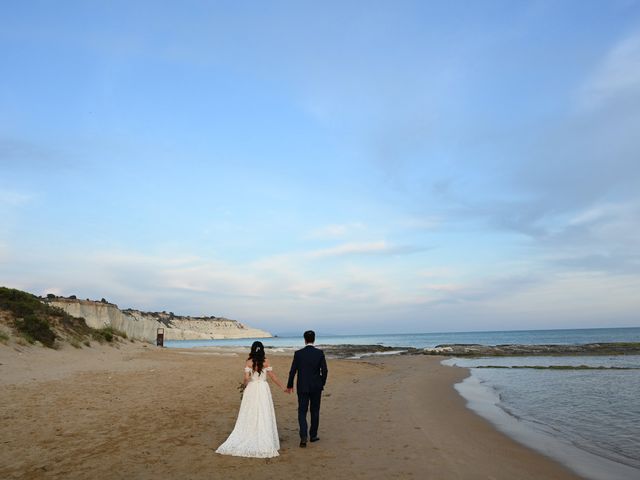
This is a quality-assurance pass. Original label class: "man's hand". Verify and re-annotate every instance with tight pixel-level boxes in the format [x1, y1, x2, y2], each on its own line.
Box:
[286, 388, 294, 394]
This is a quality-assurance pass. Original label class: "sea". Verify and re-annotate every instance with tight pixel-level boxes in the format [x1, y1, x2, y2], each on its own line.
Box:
[166, 327, 640, 479]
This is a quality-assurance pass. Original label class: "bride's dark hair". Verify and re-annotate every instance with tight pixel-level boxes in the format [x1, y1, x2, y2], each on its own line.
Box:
[248, 341, 265, 374]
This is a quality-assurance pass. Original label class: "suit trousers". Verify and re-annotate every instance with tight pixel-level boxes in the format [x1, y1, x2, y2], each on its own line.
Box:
[297, 390, 322, 440]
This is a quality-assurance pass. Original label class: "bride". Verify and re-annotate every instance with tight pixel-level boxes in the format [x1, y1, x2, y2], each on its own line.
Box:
[216, 341, 287, 458]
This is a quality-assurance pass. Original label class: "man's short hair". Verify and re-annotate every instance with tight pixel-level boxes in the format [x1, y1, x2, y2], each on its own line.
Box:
[304, 330, 315, 344]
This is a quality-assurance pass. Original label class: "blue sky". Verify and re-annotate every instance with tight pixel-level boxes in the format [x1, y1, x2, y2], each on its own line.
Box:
[1, 1, 640, 334]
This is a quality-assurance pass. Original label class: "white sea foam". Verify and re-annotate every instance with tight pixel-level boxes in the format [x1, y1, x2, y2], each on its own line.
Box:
[348, 350, 407, 359]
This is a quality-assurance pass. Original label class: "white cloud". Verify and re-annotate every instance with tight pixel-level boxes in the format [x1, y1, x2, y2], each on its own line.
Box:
[566, 201, 640, 239]
[306, 222, 365, 239]
[41, 286, 64, 296]
[579, 32, 640, 109]
[1, 242, 434, 323]
[422, 283, 460, 292]
[3, 242, 638, 332]
[537, 200, 640, 274]
[308, 241, 422, 258]
[487, 271, 640, 326]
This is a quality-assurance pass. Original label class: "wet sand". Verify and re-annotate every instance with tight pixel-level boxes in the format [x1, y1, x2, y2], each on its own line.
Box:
[0, 343, 583, 479]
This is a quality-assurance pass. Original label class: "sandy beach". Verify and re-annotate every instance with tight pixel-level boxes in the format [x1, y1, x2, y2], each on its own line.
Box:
[0, 343, 583, 480]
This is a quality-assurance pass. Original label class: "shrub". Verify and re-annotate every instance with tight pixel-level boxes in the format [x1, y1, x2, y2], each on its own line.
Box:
[59, 313, 91, 333]
[1, 287, 130, 348]
[92, 327, 114, 343]
[0, 287, 57, 347]
[91, 326, 126, 343]
[116, 328, 126, 337]
[14, 314, 56, 347]
[0, 330, 9, 342]
[0, 287, 46, 318]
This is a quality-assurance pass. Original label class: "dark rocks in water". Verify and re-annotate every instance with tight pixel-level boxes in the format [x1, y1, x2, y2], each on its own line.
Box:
[423, 342, 640, 356]
[307, 342, 640, 359]
[319, 344, 420, 359]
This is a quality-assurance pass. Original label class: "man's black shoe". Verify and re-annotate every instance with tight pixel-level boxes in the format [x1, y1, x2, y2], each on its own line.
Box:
[310, 437, 320, 442]
[299, 440, 307, 448]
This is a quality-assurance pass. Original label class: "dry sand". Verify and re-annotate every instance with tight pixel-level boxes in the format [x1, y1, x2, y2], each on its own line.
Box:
[0, 342, 583, 479]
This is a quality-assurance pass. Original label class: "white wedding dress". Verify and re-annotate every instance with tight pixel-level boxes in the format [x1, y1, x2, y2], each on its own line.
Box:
[215, 366, 280, 458]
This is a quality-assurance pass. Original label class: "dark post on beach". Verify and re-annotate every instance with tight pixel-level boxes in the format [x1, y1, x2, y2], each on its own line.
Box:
[156, 328, 164, 347]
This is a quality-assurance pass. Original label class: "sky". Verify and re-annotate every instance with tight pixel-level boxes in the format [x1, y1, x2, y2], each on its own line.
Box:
[1, 1, 640, 335]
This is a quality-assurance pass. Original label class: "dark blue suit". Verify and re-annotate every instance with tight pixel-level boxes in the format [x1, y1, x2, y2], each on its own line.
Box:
[287, 345, 328, 440]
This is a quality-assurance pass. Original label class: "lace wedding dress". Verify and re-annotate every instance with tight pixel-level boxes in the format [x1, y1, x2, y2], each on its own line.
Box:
[215, 366, 280, 458]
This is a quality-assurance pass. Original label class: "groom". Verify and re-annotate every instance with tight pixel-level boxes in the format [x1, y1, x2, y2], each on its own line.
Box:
[286, 330, 328, 448]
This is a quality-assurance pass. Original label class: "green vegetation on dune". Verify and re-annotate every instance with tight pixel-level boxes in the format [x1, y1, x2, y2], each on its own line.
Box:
[14, 315, 57, 347]
[0, 286, 127, 348]
[0, 287, 59, 347]
[0, 286, 57, 319]
[91, 326, 127, 343]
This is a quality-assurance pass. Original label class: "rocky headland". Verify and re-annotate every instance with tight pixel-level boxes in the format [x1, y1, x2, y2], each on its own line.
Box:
[0, 286, 272, 348]
[46, 297, 272, 343]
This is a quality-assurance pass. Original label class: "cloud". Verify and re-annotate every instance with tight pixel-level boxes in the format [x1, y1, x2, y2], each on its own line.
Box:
[42, 286, 64, 296]
[306, 222, 365, 239]
[308, 241, 426, 258]
[0, 241, 438, 330]
[554, 253, 640, 275]
[556, 202, 640, 246]
[579, 32, 640, 110]
[439, 31, 640, 283]
[396, 270, 640, 331]
[3, 239, 636, 333]
[424, 274, 543, 306]
[539, 201, 640, 274]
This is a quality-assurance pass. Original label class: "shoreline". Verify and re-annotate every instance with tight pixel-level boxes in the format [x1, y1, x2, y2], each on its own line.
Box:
[0, 342, 584, 479]
[452, 366, 640, 480]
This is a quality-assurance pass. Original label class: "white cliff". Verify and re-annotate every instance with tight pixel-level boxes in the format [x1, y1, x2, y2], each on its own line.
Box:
[47, 298, 272, 343]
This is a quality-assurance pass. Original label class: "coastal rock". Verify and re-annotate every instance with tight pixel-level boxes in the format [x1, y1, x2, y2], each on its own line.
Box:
[272, 342, 640, 359]
[298, 342, 640, 359]
[319, 344, 420, 359]
[46, 298, 271, 343]
[422, 343, 640, 356]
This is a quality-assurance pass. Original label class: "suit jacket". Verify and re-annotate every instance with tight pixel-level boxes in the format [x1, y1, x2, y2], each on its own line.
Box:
[287, 345, 328, 393]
